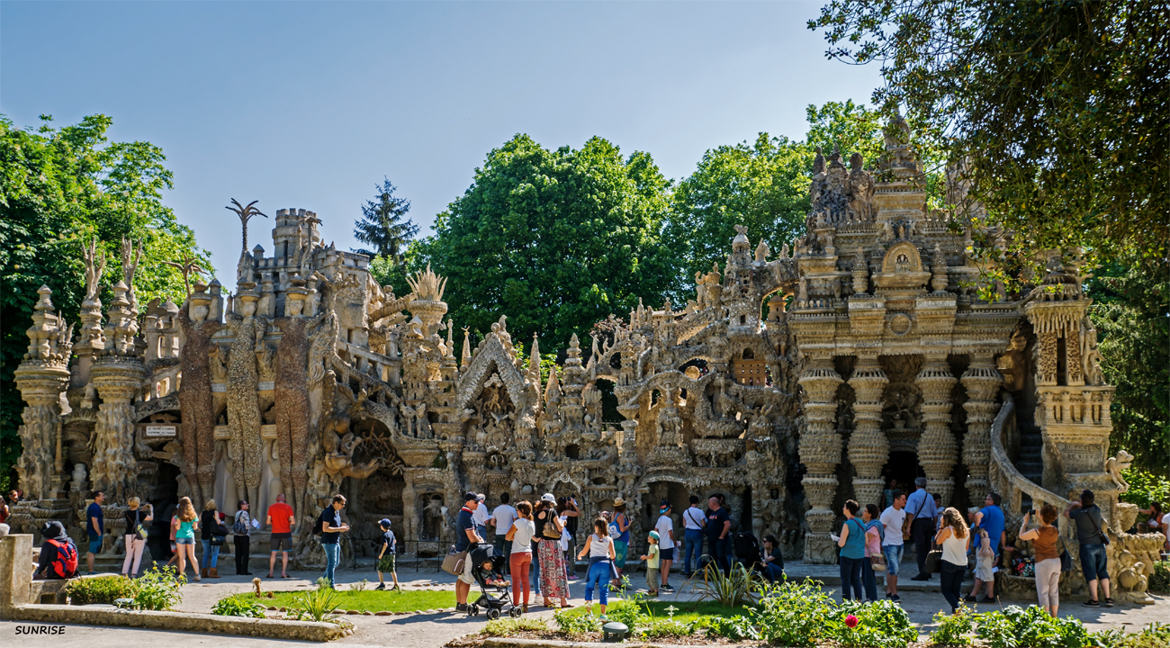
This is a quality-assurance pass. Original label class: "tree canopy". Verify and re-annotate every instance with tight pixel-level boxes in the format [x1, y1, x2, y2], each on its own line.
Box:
[0, 114, 209, 485]
[417, 134, 674, 354]
[809, 0, 1170, 268]
[353, 177, 418, 261]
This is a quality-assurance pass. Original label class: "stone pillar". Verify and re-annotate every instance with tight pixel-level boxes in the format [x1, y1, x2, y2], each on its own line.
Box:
[798, 357, 843, 563]
[848, 356, 888, 508]
[14, 285, 72, 501]
[90, 358, 145, 502]
[961, 357, 1001, 496]
[916, 356, 958, 504]
[0, 534, 34, 613]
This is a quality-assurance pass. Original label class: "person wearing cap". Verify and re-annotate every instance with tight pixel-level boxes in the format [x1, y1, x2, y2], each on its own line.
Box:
[611, 497, 631, 583]
[472, 492, 491, 532]
[653, 501, 676, 591]
[455, 491, 484, 612]
[231, 499, 252, 576]
[639, 530, 661, 596]
[375, 518, 399, 591]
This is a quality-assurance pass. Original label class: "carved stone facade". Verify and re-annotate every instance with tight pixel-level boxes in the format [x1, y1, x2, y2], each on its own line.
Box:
[8, 122, 1144, 600]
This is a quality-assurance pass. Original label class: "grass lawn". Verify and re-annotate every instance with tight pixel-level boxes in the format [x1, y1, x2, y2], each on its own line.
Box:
[221, 588, 457, 613]
[567, 599, 746, 623]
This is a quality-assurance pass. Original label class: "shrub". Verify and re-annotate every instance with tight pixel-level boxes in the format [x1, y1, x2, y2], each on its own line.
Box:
[288, 578, 341, 622]
[930, 606, 975, 647]
[212, 595, 266, 618]
[746, 578, 835, 647]
[826, 600, 917, 648]
[696, 614, 758, 642]
[64, 575, 137, 605]
[1148, 560, 1169, 593]
[638, 618, 693, 639]
[482, 617, 547, 636]
[975, 605, 1093, 648]
[1096, 623, 1170, 648]
[604, 598, 646, 630]
[554, 608, 600, 636]
[1119, 469, 1170, 509]
[128, 565, 185, 611]
[693, 562, 761, 607]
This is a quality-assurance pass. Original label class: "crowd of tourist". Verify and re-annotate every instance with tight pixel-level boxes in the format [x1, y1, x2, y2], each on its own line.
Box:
[10, 477, 1168, 626]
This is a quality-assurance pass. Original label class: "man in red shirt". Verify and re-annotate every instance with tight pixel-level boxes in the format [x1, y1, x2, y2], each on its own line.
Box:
[266, 493, 295, 578]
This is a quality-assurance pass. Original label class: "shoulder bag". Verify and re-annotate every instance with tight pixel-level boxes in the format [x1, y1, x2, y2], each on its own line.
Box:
[441, 545, 467, 576]
[862, 521, 887, 571]
[541, 511, 562, 540]
[1086, 507, 1110, 545]
[134, 510, 149, 541]
[1058, 528, 1073, 572]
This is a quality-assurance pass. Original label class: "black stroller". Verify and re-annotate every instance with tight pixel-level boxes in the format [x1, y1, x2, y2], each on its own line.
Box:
[466, 544, 522, 619]
[732, 531, 771, 577]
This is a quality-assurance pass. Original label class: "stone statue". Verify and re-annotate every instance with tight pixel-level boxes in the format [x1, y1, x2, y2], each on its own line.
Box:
[1106, 450, 1133, 493]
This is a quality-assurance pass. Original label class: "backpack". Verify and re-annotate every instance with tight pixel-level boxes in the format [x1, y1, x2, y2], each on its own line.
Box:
[45, 538, 78, 578]
[232, 512, 248, 535]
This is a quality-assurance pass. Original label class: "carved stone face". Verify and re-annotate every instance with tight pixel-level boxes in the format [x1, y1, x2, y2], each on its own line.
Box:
[287, 298, 304, 317]
[240, 299, 257, 318]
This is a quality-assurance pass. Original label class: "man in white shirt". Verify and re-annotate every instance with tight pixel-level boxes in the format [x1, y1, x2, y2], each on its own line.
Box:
[472, 492, 490, 532]
[490, 493, 517, 573]
[879, 490, 908, 601]
[682, 495, 706, 577]
[654, 501, 676, 591]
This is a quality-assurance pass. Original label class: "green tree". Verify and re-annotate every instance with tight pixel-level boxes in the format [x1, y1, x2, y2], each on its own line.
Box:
[0, 114, 209, 485]
[419, 134, 674, 354]
[353, 177, 418, 261]
[808, 0, 1170, 267]
[1088, 259, 1170, 476]
[662, 133, 810, 299]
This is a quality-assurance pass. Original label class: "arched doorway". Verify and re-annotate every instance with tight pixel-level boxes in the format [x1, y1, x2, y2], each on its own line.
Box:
[341, 418, 405, 560]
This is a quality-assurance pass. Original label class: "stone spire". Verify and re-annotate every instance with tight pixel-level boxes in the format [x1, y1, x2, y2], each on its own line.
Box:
[461, 327, 472, 371]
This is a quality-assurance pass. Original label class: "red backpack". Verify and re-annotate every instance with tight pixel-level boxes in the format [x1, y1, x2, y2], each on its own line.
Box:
[45, 538, 78, 578]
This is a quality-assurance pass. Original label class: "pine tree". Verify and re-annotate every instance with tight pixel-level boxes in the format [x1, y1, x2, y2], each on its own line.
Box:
[353, 178, 418, 261]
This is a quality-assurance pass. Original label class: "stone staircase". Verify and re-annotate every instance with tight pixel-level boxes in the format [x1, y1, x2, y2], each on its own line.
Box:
[989, 394, 1067, 518]
[1016, 423, 1045, 512]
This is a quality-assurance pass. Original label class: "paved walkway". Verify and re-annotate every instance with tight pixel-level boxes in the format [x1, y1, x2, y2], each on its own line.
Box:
[4, 565, 1167, 647]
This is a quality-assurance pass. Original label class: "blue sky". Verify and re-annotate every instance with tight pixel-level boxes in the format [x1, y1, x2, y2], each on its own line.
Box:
[1, 1, 882, 279]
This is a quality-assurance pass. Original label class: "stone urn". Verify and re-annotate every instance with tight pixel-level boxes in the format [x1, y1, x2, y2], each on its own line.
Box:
[1116, 502, 1139, 533]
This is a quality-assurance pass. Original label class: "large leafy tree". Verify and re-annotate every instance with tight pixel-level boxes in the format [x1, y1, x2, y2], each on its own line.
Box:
[808, 0, 1170, 267]
[353, 177, 418, 261]
[1088, 259, 1170, 476]
[419, 134, 674, 354]
[0, 114, 209, 487]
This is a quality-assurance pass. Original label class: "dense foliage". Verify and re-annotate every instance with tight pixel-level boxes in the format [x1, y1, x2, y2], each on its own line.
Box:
[64, 574, 138, 605]
[0, 114, 208, 486]
[809, 0, 1170, 269]
[418, 134, 674, 353]
[1088, 261, 1170, 476]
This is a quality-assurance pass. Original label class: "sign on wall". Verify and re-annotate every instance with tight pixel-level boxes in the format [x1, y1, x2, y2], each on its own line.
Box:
[144, 424, 177, 438]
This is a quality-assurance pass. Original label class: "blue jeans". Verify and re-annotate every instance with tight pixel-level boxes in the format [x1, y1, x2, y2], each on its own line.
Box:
[684, 529, 703, 574]
[839, 556, 863, 600]
[201, 539, 220, 569]
[584, 559, 610, 606]
[764, 562, 784, 581]
[1079, 543, 1109, 582]
[531, 548, 541, 594]
[709, 536, 730, 572]
[861, 557, 878, 601]
[322, 541, 340, 587]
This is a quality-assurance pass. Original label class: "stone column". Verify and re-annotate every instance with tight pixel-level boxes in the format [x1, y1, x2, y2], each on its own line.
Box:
[961, 357, 1001, 496]
[14, 285, 72, 501]
[848, 356, 889, 508]
[915, 356, 958, 504]
[798, 357, 843, 563]
[13, 366, 70, 501]
[90, 358, 144, 502]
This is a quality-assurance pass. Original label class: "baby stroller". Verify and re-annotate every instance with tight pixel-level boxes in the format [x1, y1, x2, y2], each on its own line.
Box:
[466, 544, 522, 619]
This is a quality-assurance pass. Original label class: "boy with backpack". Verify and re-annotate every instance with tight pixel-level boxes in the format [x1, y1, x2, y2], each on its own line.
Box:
[376, 518, 400, 591]
[35, 521, 78, 580]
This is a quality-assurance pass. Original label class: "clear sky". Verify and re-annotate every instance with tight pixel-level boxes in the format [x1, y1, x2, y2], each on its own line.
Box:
[1, 1, 883, 279]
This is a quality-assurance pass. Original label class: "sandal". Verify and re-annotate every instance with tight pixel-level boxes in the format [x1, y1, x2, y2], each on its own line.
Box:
[1104, 598, 1114, 607]
[560, 602, 573, 608]
[281, 573, 291, 578]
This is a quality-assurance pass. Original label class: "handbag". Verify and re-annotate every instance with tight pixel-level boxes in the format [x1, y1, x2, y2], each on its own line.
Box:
[133, 510, 148, 541]
[1086, 506, 1110, 545]
[1058, 531, 1073, 572]
[441, 546, 467, 576]
[925, 547, 942, 574]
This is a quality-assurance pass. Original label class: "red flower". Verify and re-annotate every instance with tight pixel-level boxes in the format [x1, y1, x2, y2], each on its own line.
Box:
[845, 614, 859, 628]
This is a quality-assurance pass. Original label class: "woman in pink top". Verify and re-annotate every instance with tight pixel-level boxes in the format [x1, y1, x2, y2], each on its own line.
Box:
[862, 503, 884, 601]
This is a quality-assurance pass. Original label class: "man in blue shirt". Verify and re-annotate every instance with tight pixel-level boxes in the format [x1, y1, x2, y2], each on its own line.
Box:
[85, 491, 105, 574]
[967, 492, 1005, 601]
[454, 491, 484, 613]
[905, 478, 938, 580]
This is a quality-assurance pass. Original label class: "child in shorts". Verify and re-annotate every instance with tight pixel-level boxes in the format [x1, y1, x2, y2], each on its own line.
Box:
[639, 530, 661, 596]
[376, 518, 400, 591]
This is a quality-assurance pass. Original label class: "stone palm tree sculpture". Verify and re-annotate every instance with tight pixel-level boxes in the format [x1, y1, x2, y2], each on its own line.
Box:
[225, 198, 267, 254]
[163, 252, 206, 297]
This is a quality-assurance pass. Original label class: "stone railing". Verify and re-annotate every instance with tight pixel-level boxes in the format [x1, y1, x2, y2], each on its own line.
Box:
[988, 394, 1067, 516]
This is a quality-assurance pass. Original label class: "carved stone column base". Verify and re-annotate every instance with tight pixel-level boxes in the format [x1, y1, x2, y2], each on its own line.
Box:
[852, 478, 884, 509]
[803, 533, 839, 564]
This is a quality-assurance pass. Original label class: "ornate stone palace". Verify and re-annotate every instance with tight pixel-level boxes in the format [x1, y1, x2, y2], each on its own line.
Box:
[8, 119, 1160, 600]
